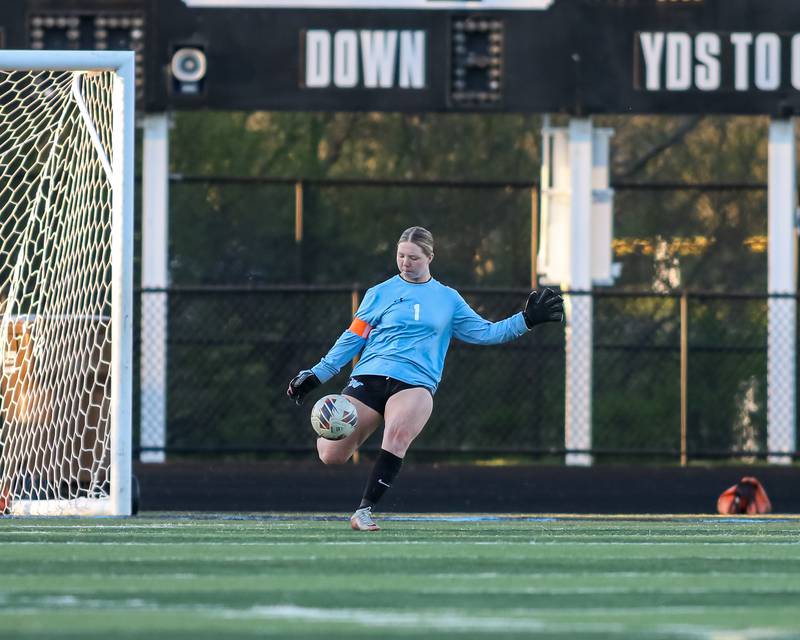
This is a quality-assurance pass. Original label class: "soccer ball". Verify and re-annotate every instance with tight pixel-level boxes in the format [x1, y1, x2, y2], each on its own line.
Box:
[310, 394, 358, 440]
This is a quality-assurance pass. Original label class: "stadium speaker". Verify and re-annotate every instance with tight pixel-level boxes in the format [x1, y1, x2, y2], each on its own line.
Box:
[169, 45, 207, 96]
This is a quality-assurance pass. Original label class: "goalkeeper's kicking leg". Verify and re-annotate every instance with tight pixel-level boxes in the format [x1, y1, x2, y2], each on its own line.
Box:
[314, 387, 433, 531]
[315, 395, 386, 530]
[315, 395, 381, 465]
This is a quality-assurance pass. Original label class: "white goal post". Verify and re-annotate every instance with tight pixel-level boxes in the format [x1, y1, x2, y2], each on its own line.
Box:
[0, 51, 134, 516]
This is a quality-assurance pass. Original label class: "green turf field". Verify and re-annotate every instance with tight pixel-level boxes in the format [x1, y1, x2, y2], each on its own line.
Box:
[1, 514, 799, 639]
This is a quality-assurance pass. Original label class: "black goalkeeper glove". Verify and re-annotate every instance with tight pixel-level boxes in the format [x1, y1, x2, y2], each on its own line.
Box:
[523, 288, 564, 329]
[287, 370, 321, 406]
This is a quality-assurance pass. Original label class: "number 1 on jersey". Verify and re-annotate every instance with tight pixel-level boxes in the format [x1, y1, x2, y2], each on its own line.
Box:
[413, 303, 420, 321]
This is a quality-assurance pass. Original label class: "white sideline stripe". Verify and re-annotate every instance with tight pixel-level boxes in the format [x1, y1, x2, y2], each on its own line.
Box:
[417, 586, 800, 596]
[12, 579, 800, 596]
[3, 536, 799, 550]
[13, 512, 795, 523]
[218, 604, 596, 632]
[7, 524, 794, 535]
[162, 513, 800, 522]
[14, 585, 800, 597]
[8, 512, 800, 527]
[9, 596, 798, 617]
[9, 523, 800, 535]
[7, 598, 795, 638]
[5, 570, 800, 583]
[655, 628, 791, 640]
[3, 542, 800, 553]
[217, 605, 799, 638]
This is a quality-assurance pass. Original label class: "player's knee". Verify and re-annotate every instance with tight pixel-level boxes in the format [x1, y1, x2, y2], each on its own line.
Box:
[382, 424, 415, 455]
[317, 446, 351, 465]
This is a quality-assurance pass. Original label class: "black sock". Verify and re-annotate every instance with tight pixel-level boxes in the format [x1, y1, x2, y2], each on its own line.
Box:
[358, 449, 403, 509]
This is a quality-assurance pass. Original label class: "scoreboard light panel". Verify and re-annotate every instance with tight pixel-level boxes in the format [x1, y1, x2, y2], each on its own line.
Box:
[28, 12, 146, 103]
[450, 17, 504, 107]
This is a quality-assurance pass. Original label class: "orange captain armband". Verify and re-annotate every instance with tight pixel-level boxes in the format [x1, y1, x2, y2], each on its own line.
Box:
[348, 317, 373, 339]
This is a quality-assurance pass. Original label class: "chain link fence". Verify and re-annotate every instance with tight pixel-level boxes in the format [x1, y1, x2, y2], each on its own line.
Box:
[169, 177, 535, 288]
[137, 287, 797, 462]
[135, 173, 787, 461]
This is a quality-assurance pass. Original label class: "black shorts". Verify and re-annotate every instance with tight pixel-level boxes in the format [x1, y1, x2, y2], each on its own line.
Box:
[341, 375, 432, 416]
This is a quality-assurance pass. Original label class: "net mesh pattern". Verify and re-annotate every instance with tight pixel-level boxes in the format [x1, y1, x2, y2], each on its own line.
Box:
[0, 69, 114, 512]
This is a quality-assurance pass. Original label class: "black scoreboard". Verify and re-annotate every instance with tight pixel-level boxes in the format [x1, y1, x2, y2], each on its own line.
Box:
[2, 0, 800, 115]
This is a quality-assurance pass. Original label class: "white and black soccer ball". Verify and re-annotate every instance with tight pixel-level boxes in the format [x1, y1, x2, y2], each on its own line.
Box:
[310, 394, 358, 440]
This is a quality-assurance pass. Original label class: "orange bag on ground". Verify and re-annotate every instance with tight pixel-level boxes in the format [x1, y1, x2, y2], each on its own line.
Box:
[717, 476, 772, 515]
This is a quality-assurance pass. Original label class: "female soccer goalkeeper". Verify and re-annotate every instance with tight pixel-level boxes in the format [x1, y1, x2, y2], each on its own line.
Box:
[287, 226, 564, 531]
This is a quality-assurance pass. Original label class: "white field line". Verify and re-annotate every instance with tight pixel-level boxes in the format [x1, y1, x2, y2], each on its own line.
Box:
[4, 598, 797, 638]
[4, 514, 800, 527]
[4, 580, 800, 595]
[652, 625, 795, 640]
[415, 586, 800, 596]
[6, 580, 800, 597]
[4, 526, 800, 538]
[2, 595, 786, 616]
[15, 584, 800, 597]
[2, 535, 799, 546]
[7, 571, 800, 583]
[14, 586, 800, 597]
[220, 604, 552, 632]
[4, 524, 799, 533]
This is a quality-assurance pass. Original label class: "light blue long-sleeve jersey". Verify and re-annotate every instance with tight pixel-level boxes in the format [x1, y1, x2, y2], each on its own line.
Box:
[311, 275, 529, 393]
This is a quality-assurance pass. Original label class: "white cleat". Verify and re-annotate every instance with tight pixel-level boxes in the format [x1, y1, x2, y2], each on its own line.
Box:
[350, 506, 380, 531]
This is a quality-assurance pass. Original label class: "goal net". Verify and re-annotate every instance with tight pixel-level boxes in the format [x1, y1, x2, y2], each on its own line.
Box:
[0, 51, 133, 516]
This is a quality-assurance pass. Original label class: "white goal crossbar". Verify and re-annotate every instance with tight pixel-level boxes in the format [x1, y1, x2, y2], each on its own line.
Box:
[0, 51, 134, 516]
